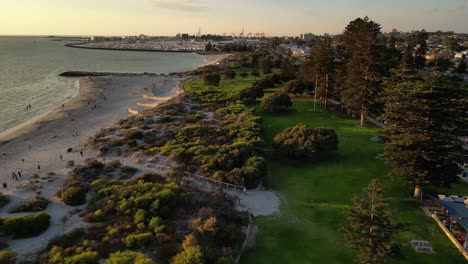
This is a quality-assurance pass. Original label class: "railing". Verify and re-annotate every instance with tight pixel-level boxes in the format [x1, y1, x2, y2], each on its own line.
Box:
[146, 163, 245, 192]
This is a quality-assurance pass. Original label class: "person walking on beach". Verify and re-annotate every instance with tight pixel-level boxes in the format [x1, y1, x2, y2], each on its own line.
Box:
[59, 154, 63, 161]
[80, 151, 83, 157]
[11, 172, 17, 180]
[3, 182, 7, 189]
[37, 164, 41, 171]
[18, 171, 22, 178]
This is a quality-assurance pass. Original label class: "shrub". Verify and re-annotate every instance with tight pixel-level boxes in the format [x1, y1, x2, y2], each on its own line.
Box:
[261, 93, 292, 113]
[0, 194, 10, 209]
[238, 86, 264, 103]
[283, 80, 305, 95]
[62, 186, 86, 206]
[121, 166, 138, 175]
[272, 123, 338, 159]
[0, 250, 15, 264]
[63, 251, 99, 264]
[173, 246, 203, 264]
[203, 72, 221, 86]
[0, 211, 51, 238]
[122, 232, 153, 248]
[253, 78, 274, 90]
[44, 246, 64, 264]
[105, 251, 153, 264]
[259, 55, 273, 74]
[9, 196, 49, 213]
[222, 69, 236, 79]
[226, 168, 244, 186]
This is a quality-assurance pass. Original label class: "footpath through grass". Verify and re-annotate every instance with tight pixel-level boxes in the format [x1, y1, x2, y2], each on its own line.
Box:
[240, 99, 468, 264]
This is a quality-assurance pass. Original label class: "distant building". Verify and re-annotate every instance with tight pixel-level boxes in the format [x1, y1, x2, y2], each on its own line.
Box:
[181, 34, 190, 39]
[91, 36, 106, 42]
[300, 33, 315, 42]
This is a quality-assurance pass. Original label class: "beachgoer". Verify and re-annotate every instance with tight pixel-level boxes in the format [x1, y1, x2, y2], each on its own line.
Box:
[59, 154, 63, 161]
[18, 171, 22, 177]
[37, 164, 41, 171]
[21, 158, 24, 163]
[62, 104, 64, 108]
[3, 182, 6, 188]
[80, 151, 83, 157]
[12, 172, 16, 179]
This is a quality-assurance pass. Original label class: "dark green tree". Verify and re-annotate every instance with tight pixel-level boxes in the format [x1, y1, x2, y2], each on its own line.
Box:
[300, 35, 335, 109]
[203, 72, 221, 86]
[339, 17, 385, 125]
[381, 71, 466, 197]
[261, 93, 292, 113]
[283, 80, 305, 95]
[279, 58, 296, 81]
[259, 55, 273, 74]
[272, 123, 338, 160]
[342, 179, 399, 264]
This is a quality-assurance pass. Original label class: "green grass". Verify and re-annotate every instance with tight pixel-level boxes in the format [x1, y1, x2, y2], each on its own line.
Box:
[240, 99, 468, 264]
[184, 69, 266, 92]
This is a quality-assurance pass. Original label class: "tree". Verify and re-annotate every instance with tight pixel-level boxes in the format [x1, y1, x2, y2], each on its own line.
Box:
[339, 17, 386, 125]
[381, 71, 466, 197]
[279, 58, 296, 81]
[238, 86, 264, 103]
[203, 72, 221, 86]
[409, 30, 428, 70]
[444, 37, 459, 53]
[283, 80, 305, 95]
[341, 179, 399, 264]
[259, 55, 273, 74]
[272, 123, 338, 159]
[222, 69, 236, 79]
[261, 93, 292, 113]
[205, 42, 213, 52]
[300, 35, 335, 109]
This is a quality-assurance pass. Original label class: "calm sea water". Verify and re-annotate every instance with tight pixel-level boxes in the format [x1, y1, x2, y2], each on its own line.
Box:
[0, 37, 205, 132]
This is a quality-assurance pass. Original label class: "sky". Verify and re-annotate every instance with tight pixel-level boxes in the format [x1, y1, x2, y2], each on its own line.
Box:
[0, 0, 467, 36]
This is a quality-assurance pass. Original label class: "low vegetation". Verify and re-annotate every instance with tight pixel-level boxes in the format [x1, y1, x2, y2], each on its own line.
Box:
[0, 211, 51, 238]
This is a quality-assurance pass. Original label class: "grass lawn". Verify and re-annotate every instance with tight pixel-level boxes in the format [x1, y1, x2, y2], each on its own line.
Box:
[183, 71, 467, 263]
[239, 99, 468, 264]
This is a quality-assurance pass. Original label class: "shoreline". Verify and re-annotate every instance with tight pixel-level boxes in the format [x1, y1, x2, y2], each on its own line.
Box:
[65, 43, 201, 53]
[0, 54, 230, 144]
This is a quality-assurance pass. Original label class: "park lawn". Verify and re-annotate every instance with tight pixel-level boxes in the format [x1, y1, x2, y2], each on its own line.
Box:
[240, 99, 468, 264]
[184, 69, 265, 92]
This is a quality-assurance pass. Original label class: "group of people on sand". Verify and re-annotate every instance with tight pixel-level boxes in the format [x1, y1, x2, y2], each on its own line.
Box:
[25, 104, 32, 110]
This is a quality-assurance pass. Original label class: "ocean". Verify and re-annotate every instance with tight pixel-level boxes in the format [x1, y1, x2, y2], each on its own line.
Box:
[0, 37, 205, 132]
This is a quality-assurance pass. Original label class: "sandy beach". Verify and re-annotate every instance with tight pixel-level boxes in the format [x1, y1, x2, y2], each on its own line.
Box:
[0, 74, 185, 260]
[0, 53, 255, 261]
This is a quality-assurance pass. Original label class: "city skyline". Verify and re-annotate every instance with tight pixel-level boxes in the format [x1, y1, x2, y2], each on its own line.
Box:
[0, 0, 467, 36]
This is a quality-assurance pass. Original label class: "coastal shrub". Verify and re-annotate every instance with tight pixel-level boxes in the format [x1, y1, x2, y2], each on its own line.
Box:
[283, 80, 305, 95]
[226, 168, 244, 185]
[222, 69, 236, 79]
[122, 232, 153, 248]
[251, 69, 260, 77]
[239, 70, 248, 78]
[135, 173, 165, 183]
[43, 246, 64, 264]
[0, 250, 15, 264]
[265, 73, 281, 85]
[185, 113, 205, 123]
[51, 228, 86, 248]
[238, 86, 264, 103]
[0, 194, 10, 209]
[0, 211, 51, 238]
[253, 78, 274, 90]
[9, 196, 49, 213]
[272, 123, 338, 159]
[173, 246, 203, 264]
[63, 251, 99, 264]
[242, 156, 266, 188]
[62, 186, 86, 206]
[261, 93, 292, 113]
[259, 55, 273, 74]
[105, 251, 153, 264]
[121, 166, 138, 175]
[203, 72, 221, 86]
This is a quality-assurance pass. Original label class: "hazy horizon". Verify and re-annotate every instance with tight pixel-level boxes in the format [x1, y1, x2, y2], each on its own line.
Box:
[0, 0, 467, 36]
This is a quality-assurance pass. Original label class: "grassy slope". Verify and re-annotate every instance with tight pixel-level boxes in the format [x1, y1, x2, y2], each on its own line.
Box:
[240, 99, 468, 264]
[185, 72, 467, 263]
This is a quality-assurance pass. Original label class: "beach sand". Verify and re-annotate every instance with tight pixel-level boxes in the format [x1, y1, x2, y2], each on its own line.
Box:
[0, 75, 184, 260]
[0, 53, 234, 260]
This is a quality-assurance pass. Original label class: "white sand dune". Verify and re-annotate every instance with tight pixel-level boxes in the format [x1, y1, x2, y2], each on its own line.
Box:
[0, 75, 182, 261]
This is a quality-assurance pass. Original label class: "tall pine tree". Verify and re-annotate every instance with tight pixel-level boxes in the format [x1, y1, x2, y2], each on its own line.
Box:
[342, 179, 399, 264]
[340, 17, 385, 126]
[381, 69, 466, 197]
